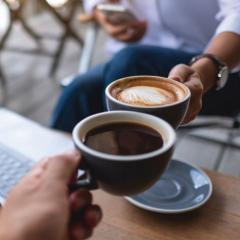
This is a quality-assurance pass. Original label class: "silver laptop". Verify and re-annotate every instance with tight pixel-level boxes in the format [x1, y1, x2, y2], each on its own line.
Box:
[0, 109, 73, 203]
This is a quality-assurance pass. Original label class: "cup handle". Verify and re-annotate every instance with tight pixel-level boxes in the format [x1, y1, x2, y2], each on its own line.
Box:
[69, 170, 98, 192]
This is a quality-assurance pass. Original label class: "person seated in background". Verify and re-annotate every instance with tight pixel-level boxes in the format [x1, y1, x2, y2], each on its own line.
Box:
[51, 0, 240, 133]
[0, 151, 102, 240]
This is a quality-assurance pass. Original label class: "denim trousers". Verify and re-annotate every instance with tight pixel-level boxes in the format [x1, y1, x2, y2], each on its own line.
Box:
[51, 45, 240, 132]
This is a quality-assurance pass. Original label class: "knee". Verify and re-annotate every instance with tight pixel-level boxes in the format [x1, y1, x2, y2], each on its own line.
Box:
[105, 46, 170, 83]
[104, 46, 151, 84]
[109, 46, 149, 71]
[62, 75, 87, 98]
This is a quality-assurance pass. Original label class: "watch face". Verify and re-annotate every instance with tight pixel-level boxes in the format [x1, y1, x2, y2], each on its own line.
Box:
[218, 66, 229, 90]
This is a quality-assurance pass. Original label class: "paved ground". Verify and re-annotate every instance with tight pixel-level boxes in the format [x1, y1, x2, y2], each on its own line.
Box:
[0, 12, 240, 177]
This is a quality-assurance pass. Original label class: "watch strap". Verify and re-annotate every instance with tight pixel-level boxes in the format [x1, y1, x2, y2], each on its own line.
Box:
[189, 53, 226, 69]
[189, 53, 229, 90]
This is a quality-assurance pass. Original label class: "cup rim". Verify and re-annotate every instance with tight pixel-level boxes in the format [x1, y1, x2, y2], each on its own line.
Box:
[72, 111, 176, 161]
[105, 75, 191, 109]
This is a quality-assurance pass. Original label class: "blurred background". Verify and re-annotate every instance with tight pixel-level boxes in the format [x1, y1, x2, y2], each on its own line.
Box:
[0, 0, 107, 124]
[0, 0, 239, 177]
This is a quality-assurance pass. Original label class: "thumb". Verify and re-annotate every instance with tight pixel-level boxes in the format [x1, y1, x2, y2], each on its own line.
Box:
[45, 151, 81, 184]
[168, 64, 194, 83]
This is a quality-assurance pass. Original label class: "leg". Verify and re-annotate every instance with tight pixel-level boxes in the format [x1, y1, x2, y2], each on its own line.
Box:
[104, 45, 196, 86]
[51, 64, 106, 132]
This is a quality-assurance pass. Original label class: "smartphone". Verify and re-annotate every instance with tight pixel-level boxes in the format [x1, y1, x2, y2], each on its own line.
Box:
[96, 3, 137, 24]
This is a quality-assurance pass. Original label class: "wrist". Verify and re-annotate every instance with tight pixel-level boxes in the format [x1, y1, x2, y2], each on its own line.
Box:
[190, 57, 218, 93]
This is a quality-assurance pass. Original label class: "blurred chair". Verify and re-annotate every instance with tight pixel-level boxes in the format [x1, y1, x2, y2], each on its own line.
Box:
[40, 0, 83, 76]
[0, 0, 83, 74]
[0, 0, 84, 105]
[0, 0, 45, 106]
[0, 0, 42, 51]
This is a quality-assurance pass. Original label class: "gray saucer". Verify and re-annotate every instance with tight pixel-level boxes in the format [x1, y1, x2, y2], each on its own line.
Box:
[125, 159, 213, 214]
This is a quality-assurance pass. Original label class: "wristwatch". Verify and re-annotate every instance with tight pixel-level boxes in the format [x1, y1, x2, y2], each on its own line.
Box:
[189, 53, 229, 90]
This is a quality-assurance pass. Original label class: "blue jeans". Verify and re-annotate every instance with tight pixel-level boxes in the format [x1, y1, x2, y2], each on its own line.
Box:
[51, 45, 240, 132]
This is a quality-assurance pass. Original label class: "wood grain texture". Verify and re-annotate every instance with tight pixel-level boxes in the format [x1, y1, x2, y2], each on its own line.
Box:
[91, 171, 240, 240]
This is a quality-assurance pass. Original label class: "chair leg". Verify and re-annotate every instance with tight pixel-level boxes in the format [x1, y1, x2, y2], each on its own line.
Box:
[20, 16, 42, 45]
[0, 64, 7, 106]
[49, 34, 67, 77]
[0, 20, 12, 50]
[78, 23, 98, 74]
[0, 14, 11, 105]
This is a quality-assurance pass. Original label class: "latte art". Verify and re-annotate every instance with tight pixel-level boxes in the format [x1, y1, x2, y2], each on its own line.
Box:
[111, 78, 186, 107]
[118, 86, 177, 106]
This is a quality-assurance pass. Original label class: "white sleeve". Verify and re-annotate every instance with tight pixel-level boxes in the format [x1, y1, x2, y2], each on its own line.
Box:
[83, 0, 106, 14]
[215, 0, 240, 35]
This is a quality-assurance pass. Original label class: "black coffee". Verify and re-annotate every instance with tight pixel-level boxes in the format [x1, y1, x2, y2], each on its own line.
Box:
[84, 122, 163, 155]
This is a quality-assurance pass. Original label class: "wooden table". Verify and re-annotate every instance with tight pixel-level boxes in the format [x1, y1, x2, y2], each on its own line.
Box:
[0, 109, 239, 240]
[92, 172, 240, 240]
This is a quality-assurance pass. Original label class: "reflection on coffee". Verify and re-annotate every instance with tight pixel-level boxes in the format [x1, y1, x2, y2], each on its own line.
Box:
[110, 78, 186, 107]
[84, 122, 163, 155]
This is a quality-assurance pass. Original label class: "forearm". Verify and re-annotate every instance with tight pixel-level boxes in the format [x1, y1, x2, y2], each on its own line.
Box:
[191, 32, 240, 92]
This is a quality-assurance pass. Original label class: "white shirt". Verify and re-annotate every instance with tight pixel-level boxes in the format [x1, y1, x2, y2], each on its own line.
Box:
[84, 0, 240, 55]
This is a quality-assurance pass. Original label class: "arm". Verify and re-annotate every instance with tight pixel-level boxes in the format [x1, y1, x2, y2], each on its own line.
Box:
[169, 32, 240, 123]
[192, 32, 240, 93]
[193, 0, 240, 92]
[169, 0, 240, 123]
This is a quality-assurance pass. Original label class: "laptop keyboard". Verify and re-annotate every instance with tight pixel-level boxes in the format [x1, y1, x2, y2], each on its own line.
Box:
[0, 144, 35, 198]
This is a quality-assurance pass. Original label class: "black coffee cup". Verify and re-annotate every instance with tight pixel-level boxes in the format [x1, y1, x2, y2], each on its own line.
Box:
[72, 111, 176, 196]
[105, 76, 191, 129]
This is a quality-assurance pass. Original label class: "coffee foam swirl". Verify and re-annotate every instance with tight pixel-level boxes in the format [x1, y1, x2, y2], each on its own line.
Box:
[111, 79, 186, 107]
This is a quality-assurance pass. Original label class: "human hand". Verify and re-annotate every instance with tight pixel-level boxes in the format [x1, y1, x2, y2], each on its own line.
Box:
[94, 8, 147, 42]
[169, 64, 204, 124]
[0, 151, 102, 240]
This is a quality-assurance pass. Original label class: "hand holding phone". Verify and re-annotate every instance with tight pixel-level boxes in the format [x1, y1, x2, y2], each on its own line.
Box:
[94, 3, 147, 43]
[96, 4, 137, 25]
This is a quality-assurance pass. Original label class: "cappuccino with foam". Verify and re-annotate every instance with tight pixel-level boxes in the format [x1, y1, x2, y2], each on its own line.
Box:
[110, 77, 187, 107]
[106, 76, 191, 128]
